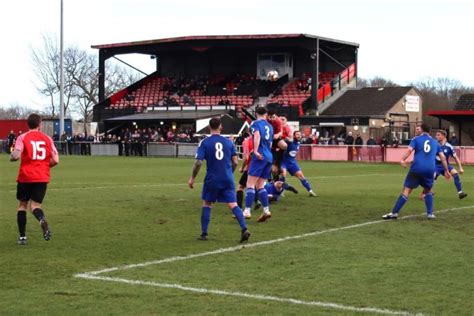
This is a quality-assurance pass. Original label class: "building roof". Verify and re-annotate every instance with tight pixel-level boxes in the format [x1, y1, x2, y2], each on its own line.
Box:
[454, 94, 474, 110]
[322, 87, 414, 116]
[104, 110, 227, 121]
[92, 33, 359, 50]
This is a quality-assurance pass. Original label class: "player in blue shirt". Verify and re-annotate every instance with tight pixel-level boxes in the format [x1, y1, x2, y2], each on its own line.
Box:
[188, 117, 250, 243]
[280, 131, 317, 197]
[434, 130, 467, 199]
[244, 107, 274, 222]
[382, 124, 451, 220]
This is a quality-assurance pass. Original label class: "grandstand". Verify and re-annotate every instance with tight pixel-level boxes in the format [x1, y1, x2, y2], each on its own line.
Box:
[92, 34, 359, 129]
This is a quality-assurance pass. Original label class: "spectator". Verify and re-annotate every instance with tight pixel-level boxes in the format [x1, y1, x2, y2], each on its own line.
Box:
[391, 136, 399, 148]
[53, 132, 59, 141]
[328, 134, 338, 145]
[355, 134, 363, 161]
[367, 136, 377, 161]
[449, 133, 459, 146]
[380, 136, 389, 161]
[345, 132, 355, 161]
[7, 130, 16, 153]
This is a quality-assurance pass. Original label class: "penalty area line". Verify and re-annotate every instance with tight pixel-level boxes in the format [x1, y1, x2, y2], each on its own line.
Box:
[75, 274, 411, 315]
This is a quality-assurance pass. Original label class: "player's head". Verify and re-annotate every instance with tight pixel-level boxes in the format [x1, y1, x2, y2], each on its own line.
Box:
[255, 106, 268, 119]
[267, 109, 278, 121]
[436, 129, 447, 142]
[209, 117, 222, 133]
[27, 113, 42, 130]
[293, 130, 302, 141]
[280, 114, 288, 125]
[416, 123, 431, 135]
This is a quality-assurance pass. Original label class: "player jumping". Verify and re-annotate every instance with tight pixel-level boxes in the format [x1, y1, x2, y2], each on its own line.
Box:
[268, 110, 288, 180]
[244, 107, 274, 222]
[382, 124, 450, 220]
[10, 114, 59, 245]
[281, 131, 317, 197]
[188, 117, 250, 243]
[435, 130, 467, 199]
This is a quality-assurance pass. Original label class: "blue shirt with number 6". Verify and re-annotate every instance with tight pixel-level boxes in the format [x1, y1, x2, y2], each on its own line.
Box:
[195, 135, 236, 189]
[250, 119, 273, 163]
[409, 134, 442, 174]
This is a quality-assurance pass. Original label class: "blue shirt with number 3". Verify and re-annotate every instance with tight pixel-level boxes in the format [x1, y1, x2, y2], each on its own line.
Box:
[250, 119, 273, 163]
[409, 134, 442, 174]
[195, 134, 236, 189]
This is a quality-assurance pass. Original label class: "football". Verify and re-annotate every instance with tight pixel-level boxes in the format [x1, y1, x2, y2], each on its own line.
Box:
[267, 70, 279, 81]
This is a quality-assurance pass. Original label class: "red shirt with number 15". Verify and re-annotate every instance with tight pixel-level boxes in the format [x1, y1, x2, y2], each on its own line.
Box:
[14, 130, 58, 183]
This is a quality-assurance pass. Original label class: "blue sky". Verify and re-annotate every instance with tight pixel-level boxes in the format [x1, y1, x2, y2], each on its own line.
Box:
[1, 0, 472, 110]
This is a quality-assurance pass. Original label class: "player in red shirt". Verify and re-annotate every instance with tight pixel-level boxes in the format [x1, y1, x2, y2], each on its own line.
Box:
[10, 114, 59, 245]
[236, 132, 253, 214]
[267, 110, 289, 179]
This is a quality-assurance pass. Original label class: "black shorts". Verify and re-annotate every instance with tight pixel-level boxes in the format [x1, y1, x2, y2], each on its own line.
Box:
[239, 170, 249, 187]
[16, 182, 48, 203]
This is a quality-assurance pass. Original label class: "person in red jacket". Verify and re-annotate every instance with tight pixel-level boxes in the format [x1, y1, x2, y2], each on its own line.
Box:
[10, 113, 59, 245]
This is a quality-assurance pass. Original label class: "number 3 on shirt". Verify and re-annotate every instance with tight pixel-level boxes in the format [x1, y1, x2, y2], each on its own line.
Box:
[264, 126, 270, 140]
[423, 140, 431, 153]
[215, 142, 224, 160]
[31, 141, 46, 160]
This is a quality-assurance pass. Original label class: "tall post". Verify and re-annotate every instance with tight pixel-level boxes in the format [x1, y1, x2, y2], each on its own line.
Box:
[310, 39, 320, 112]
[59, 0, 65, 136]
[98, 50, 106, 102]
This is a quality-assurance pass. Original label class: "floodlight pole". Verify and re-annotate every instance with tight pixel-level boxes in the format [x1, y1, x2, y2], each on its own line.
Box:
[59, 0, 65, 136]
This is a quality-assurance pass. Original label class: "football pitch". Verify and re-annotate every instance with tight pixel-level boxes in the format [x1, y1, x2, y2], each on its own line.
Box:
[0, 156, 473, 315]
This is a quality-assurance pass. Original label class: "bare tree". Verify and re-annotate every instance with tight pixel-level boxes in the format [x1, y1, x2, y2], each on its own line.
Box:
[0, 104, 39, 120]
[357, 76, 398, 88]
[31, 34, 139, 132]
[31, 34, 78, 117]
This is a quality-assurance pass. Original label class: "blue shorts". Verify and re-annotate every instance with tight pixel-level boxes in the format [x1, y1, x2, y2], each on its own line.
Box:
[281, 160, 301, 176]
[248, 161, 272, 179]
[435, 165, 453, 178]
[403, 171, 435, 190]
[201, 184, 236, 203]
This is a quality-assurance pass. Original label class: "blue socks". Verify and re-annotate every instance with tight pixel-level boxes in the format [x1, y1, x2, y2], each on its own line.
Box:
[424, 192, 434, 215]
[201, 206, 211, 235]
[300, 178, 312, 192]
[453, 174, 463, 193]
[392, 194, 408, 214]
[245, 188, 256, 209]
[232, 206, 247, 231]
[257, 188, 269, 208]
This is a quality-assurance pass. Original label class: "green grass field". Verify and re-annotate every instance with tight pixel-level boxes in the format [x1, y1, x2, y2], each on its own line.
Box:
[0, 156, 473, 315]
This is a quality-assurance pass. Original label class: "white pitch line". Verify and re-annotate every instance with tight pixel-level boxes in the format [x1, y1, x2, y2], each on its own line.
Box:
[78, 205, 474, 276]
[4, 173, 401, 192]
[75, 205, 473, 315]
[75, 274, 410, 315]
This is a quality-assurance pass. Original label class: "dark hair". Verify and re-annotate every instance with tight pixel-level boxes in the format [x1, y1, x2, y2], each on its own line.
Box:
[209, 117, 221, 130]
[420, 123, 431, 133]
[267, 109, 277, 116]
[256, 106, 267, 116]
[27, 113, 42, 129]
[279, 114, 287, 119]
[437, 129, 447, 137]
[293, 130, 301, 137]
